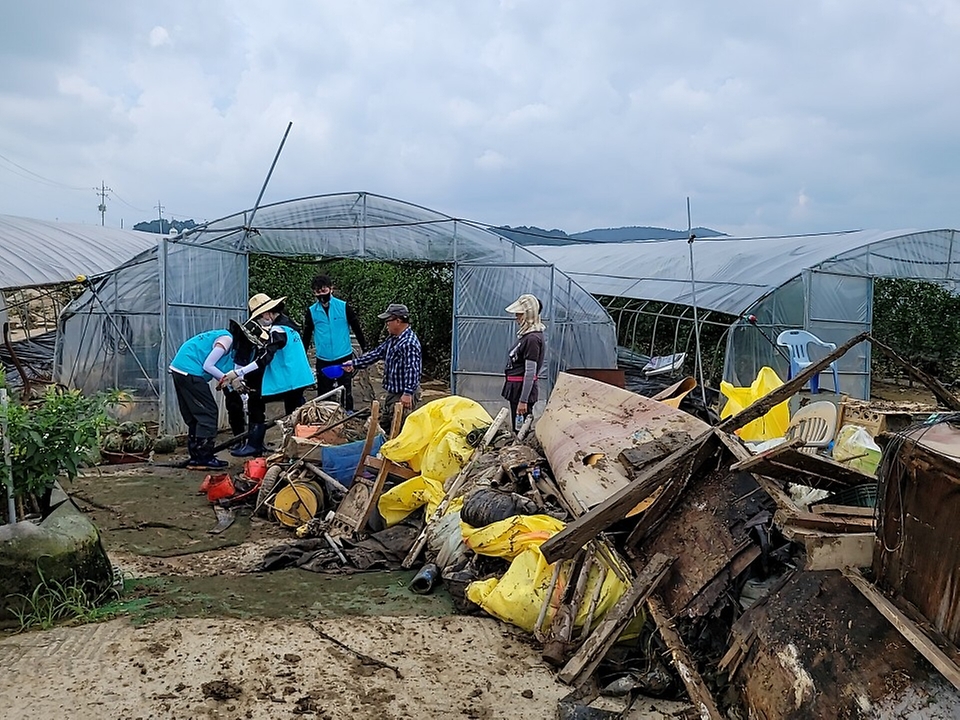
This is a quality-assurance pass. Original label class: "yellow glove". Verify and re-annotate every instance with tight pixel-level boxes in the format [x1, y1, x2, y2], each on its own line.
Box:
[218, 369, 240, 390]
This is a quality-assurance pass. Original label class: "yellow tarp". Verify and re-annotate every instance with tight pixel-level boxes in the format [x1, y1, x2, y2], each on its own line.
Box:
[377, 396, 491, 526]
[720, 366, 791, 441]
[463, 515, 633, 635]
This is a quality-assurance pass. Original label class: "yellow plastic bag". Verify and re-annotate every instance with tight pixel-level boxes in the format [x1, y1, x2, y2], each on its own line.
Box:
[466, 544, 630, 634]
[380, 396, 491, 479]
[720, 366, 791, 441]
[378, 476, 464, 527]
[462, 515, 566, 560]
[376, 396, 491, 526]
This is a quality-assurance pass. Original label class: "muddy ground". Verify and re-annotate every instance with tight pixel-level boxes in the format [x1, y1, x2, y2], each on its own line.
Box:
[0, 451, 690, 719]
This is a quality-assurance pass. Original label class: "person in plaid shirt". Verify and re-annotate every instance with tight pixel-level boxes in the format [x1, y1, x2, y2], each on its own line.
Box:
[343, 303, 422, 431]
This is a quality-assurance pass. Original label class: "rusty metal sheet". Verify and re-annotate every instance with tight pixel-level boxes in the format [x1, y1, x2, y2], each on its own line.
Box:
[535, 372, 710, 511]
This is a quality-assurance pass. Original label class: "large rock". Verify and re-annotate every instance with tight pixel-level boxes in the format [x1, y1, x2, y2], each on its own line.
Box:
[0, 486, 113, 626]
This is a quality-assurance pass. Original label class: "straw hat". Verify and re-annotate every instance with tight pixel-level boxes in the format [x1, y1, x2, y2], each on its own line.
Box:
[248, 293, 286, 318]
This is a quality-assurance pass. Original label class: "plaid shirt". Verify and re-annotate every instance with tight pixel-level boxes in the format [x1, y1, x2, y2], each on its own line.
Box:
[353, 326, 422, 394]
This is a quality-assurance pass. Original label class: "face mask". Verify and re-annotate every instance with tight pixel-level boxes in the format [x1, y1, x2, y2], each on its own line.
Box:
[316, 292, 331, 302]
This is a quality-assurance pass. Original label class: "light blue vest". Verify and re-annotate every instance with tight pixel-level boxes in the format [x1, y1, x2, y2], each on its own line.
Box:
[170, 330, 234, 380]
[262, 326, 315, 396]
[309, 297, 353, 361]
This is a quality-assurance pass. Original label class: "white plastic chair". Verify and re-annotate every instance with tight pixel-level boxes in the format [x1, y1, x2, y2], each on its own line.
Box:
[776, 329, 840, 394]
[784, 400, 838, 454]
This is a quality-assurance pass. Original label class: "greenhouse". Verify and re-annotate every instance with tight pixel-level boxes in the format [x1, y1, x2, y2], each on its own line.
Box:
[529, 229, 960, 398]
[53, 192, 617, 433]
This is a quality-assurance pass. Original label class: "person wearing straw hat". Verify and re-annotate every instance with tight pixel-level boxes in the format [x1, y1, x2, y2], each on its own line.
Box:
[224, 293, 314, 456]
[343, 302, 422, 432]
[303, 274, 367, 412]
[169, 327, 242, 470]
[502, 293, 545, 426]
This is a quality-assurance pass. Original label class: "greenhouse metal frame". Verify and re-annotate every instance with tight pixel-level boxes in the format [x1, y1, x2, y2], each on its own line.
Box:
[530, 229, 960, 398]
[53, 192, 617, 433]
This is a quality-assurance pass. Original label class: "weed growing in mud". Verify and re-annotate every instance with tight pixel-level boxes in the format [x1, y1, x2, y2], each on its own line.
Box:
[9, 565, 122, 632]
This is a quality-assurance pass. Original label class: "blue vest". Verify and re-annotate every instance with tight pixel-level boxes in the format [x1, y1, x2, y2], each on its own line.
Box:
[309, 297, 353, 361]
[170, 330, 234, 380]
[262, 326, 315, 396]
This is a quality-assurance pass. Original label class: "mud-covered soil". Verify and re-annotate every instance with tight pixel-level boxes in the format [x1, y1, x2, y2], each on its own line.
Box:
[0, 439, 692, 719]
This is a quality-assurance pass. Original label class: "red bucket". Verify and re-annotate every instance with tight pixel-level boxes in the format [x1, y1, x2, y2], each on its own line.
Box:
[245, 457, 268, 481]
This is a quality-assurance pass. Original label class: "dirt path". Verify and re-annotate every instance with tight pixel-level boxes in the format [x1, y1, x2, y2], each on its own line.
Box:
[1, 460, 692, 718]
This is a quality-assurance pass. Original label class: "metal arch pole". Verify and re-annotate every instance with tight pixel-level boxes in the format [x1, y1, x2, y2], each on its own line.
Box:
[450, 222, 460, 395]
[158, 235, 169, 433]
[245, 121, 293, 239]
[686, 198, 708, 408]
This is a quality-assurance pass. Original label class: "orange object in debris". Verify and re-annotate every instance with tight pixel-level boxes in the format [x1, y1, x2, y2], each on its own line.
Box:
[245, 457, 267, 481]
[205, 474, 235, 502]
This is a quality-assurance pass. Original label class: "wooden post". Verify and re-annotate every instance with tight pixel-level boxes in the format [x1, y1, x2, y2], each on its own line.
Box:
[540, 430, 716, 564]
[558, 553, 674, 686]
[647, 595, 723, 719]
[868, 336, 960, 411]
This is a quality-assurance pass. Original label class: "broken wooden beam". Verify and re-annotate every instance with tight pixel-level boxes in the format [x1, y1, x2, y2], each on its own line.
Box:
[844, 567, 960, 693]
[868, 336, 960, 411]
[647, 594, 723, 720]
[716, 331, 869, 434]
[728, 437, 806, 471]
[557, 553, 674, 687]
[776, 509, 874, 534]
[540, 429, 717, 564]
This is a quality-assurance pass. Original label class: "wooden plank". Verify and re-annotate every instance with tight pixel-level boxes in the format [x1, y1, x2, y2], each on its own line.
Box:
[715, 429, 803, 517]
[624, 430, 723, 549]
[729, 438, 806, 471]
[716, 331, 869, 434]
[363, 455, 418, 480]
[868, 337, 960, 411]
[811, 504, 875, 517]
[647, 594, 723, 720]
[777, 509, 874, 534]
[737, 449, 875, 491]
[540, 429, 717, 564]
[557, 553, 674, 686]
[802, 532, 874, 570]
[844, 567, 960, 692]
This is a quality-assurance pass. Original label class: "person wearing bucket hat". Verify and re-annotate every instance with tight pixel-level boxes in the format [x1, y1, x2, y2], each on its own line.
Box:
[169, 327, 239, 470]
[343, 302, 422, 432]
[302, 274, 368, 412]
[502, 293, 546, 427]
[224, 293, 314, 456]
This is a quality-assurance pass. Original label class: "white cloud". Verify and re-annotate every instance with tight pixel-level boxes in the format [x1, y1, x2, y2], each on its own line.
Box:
[0, 1, 959, 236]
[148, 26, 171, 48]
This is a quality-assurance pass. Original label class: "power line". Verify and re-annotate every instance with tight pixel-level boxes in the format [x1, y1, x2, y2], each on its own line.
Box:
[0, 151, 89, 191]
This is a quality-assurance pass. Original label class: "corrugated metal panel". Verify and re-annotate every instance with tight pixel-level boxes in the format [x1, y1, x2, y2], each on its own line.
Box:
[0, 214, 159, 289]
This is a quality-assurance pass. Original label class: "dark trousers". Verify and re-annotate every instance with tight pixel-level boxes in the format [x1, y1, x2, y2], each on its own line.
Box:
[263, 388, 306, 417]
[316, 354, 355, 411]
[379, 389, 421, 435]
[172, 372, 219, 439]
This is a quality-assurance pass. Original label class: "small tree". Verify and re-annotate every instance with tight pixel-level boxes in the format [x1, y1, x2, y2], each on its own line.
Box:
[1, 384, 119, 515]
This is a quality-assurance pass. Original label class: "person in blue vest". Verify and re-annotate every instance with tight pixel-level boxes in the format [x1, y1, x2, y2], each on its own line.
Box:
[225, 293, 315, 457]
[302, 274, 367, 412]
[169, 328, 240, 470]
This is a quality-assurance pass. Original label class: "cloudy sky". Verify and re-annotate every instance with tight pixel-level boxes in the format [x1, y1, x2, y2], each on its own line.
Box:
[1, 1, 958, 236]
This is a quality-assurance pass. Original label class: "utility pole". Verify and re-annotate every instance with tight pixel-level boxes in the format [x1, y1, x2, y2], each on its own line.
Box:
[96, 181, 112, 226]
[156, 201, 165, 234]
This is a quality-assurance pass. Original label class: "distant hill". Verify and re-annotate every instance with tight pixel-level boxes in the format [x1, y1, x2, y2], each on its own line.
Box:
[133, 218, 198, 235]
[494, 224, 725, 246]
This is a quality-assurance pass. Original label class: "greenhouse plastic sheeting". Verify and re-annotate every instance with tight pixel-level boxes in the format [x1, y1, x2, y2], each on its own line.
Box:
[532, 229, 960, 400]
[54, 192, 617, 433]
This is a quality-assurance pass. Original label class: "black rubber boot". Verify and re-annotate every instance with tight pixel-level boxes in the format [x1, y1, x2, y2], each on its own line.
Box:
[187, 437, 229, 470]
[231, 423, 266, 458]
